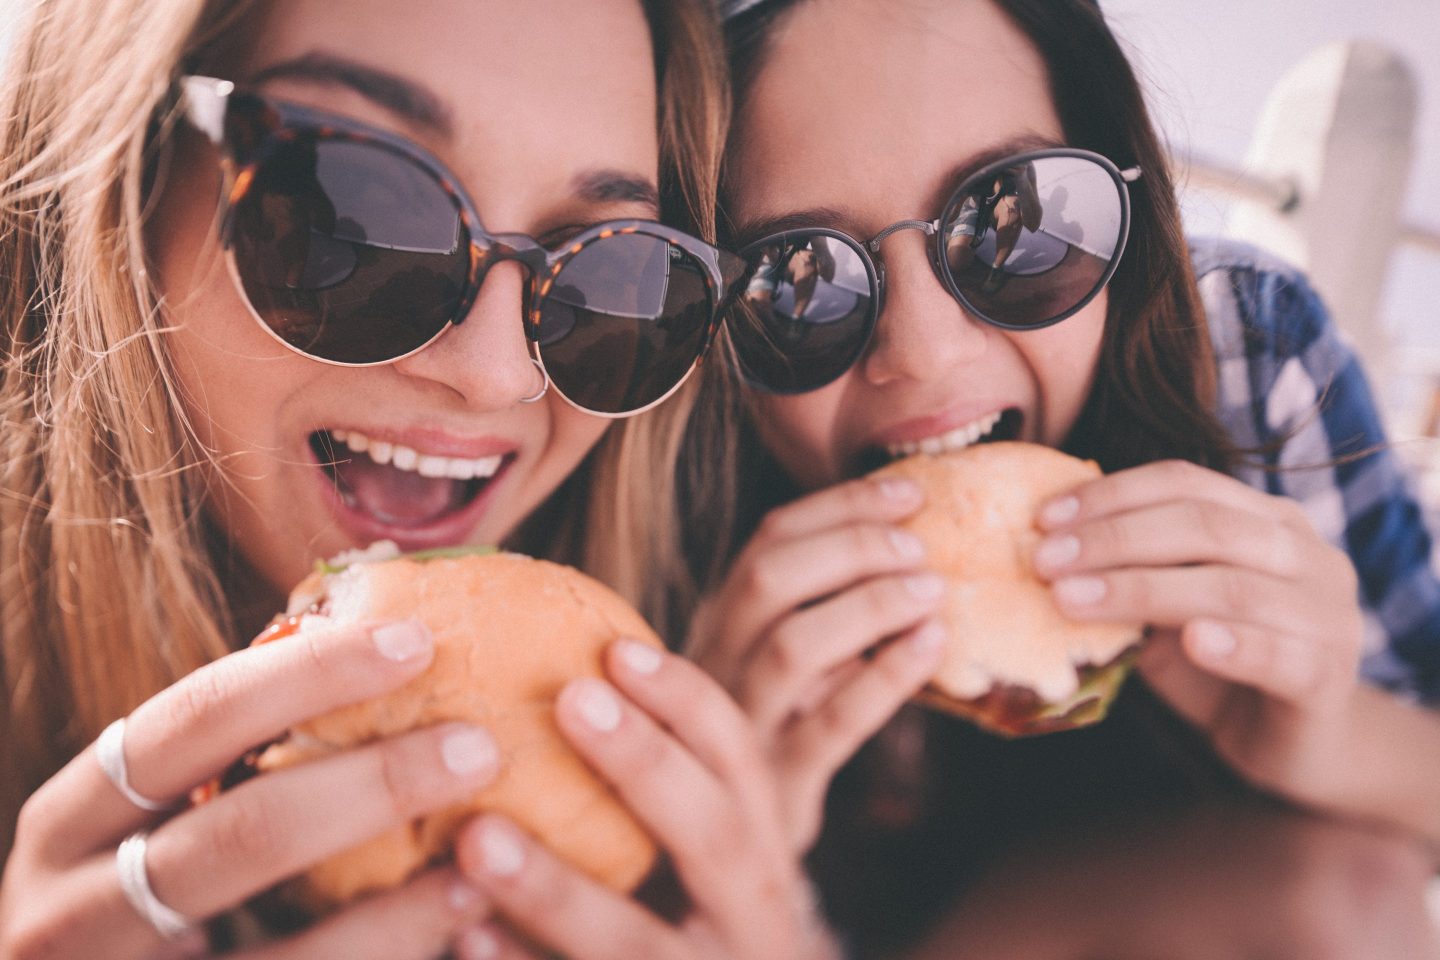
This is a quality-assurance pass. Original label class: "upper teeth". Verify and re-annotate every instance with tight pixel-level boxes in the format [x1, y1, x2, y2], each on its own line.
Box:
[885, 411, 1005, 458]
[329, 429, 504, 481]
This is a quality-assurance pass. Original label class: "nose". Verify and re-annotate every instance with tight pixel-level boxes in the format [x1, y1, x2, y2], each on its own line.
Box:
[859, 233, 990, 387]
[389, 261, 543, 409]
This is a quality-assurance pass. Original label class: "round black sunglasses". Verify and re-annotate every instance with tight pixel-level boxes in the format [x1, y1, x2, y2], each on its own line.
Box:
[729, 148, 1142, 394]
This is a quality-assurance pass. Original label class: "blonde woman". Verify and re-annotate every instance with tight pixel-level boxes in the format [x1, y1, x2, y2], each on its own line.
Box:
[0, 2, 834, 958]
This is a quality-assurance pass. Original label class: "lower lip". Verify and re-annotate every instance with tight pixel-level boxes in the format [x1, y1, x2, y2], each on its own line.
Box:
[310, 451, 514, 553]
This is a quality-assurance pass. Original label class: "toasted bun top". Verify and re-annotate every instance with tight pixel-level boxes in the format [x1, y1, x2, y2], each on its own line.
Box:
[871, 442, 1141, 704]
[265, 548, 662, 905]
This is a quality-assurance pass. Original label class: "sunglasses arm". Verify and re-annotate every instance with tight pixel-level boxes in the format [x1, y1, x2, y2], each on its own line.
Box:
[179, 75, 235, 147]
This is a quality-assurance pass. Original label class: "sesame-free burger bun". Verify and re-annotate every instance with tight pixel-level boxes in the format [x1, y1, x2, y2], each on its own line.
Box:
[870, 442, 1142, 737]
[251, 545, 662, 913]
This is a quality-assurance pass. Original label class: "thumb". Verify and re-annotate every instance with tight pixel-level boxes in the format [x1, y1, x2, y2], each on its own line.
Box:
[1137, 626, 1228, 729]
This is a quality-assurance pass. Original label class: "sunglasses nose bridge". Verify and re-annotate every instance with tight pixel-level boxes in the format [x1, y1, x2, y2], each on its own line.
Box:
[463, 235, 549, 325]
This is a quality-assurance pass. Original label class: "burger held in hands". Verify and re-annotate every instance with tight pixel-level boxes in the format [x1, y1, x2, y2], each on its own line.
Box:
[870, 441, 1142, 737]
[242, 542, 664, 914]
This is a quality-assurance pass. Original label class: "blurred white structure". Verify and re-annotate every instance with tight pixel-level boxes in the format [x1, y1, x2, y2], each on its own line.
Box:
[1173, 41, 1440, 506]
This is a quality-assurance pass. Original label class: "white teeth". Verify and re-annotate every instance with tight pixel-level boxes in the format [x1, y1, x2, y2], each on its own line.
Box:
[885, 411, 1006, 459]
[327, 429, 506, 481]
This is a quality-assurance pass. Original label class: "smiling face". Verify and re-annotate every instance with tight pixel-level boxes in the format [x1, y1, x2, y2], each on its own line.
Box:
[728, 0, 1107, 490]
[149, 0, 659, 605]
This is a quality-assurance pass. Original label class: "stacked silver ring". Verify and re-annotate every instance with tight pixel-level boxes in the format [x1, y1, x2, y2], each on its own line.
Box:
[116, 831, 197, 939]
[96, 718, 181, 813]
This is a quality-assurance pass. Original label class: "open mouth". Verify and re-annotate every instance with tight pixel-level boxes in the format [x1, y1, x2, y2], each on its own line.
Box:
[309, 429, 514, 530]
[857, 408, 1023, 474]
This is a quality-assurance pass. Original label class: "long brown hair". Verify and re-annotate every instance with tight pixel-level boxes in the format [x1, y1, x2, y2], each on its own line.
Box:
[0, 0, 729, 862]
[671, 0, 1239, 615]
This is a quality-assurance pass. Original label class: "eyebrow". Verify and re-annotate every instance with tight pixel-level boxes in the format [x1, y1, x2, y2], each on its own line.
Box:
[249, 52, 453, 139]
[732, 133, 1064, 247]
[572, 170, 661, 214]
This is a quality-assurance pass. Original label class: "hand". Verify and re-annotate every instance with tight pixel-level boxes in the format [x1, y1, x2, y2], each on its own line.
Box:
[450, 641, 843, 960]
[0, 619, 498, 960]
[686, 476, 948, 853]
[1031, 458, 1365, 806]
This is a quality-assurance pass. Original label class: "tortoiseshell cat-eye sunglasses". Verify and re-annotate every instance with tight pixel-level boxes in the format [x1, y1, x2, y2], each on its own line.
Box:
[179, 76, 746, 417]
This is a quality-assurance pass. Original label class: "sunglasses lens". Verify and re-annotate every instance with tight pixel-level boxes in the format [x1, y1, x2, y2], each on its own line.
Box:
[732, 235, 874, 394]
[536, 232, 713, 415]
[229, 136, 469, 363]
[941, 155, 1124, 328]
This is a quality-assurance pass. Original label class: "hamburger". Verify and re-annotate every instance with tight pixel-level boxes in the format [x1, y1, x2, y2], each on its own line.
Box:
[870, 442, 1142, 737]
[249, 542, 662, 913]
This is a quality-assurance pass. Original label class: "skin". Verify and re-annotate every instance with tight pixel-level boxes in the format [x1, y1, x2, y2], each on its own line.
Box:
[696, 0, 1440, 878]
[0, 2, 830, 957]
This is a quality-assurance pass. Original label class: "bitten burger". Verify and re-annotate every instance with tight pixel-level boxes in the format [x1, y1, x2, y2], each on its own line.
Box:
[871, 442, 1143, 737]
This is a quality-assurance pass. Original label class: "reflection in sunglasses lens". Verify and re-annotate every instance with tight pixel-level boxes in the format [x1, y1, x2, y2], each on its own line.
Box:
[943, 155, 1123, 328]
[539, 234, 712, 415]
[231, 136, 467, 364]
[734, 235, 873, 394]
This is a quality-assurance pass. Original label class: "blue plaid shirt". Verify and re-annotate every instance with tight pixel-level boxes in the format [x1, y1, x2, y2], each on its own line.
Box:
[1193, 238, 1440, 704]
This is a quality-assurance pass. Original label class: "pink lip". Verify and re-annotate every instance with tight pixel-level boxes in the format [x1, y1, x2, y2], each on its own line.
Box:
[310, 436, 517, 553]
[865, 404, 1015, 448]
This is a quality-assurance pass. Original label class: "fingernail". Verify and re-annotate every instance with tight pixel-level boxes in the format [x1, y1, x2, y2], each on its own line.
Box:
[1054, 575, 1106, 606]
[1034, 534, 1080, 572]
[458, 924, 500, 960]
[372, 620, 433, 662]
[910, 620, 947, 655]
[889, 529, 926, 562]
[571, 678, 622, 732]
[441, 726, 499, 777]
[905, 573, 946, 601]
[617, 637, 662, 675]
[878, 478, 921, 503]
[1041, 495, 1079, 527]
[1191, 621, 1236, 661]
[478, 818, 526, 876]
[448, 879, 484, 913]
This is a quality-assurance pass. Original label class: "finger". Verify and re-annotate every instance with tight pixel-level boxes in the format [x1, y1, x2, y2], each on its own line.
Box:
[1037, 459, 1298, 531]
[1050, 565, 1328, 637]
[38, 618, 437, 864]
[1032, 498, 1308, 582]
[1136, 627, 1229, 730]
[748, 474, 925, 544]
[144, 723, 500, 922]
[1178, 620, 1349, 706]
[456, 815, 685, 960]
[229, 868, 490, 960]
[776, 620, 947, 852]
[565, 651, 790, 925]
[707, 521, 931, 679]
[738, 571, 946, 736]
[454, 922, 545, 960]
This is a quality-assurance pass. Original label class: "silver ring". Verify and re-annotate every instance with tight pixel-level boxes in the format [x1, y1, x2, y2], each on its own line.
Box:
[97, 718, 181, 812]
[519, 358, 550, 404]
[117, 830, 198, 939]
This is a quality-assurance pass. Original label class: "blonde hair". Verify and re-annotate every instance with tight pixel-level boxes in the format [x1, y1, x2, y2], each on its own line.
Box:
[0, 0, 730, 860]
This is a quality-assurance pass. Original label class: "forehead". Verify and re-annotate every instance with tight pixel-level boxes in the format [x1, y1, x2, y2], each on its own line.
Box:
[231, 0, 659, 205]
[731, 0, 1063, 223]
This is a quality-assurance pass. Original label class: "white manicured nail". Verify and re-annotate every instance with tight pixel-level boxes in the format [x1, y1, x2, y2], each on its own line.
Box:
[617, 637, 662, 675]
[573, 678, 622, 731]
[1041, 495, 1079, 526]
[1054, 576, 1107, 606]
[372, 620, 432, 661]
[478, 819, 526, 876]
[441, 727, 498, 777]
[905, 573, 945, 601]
[458, 925, 500, 960]
[889, 529, 925, 562]
[1034, 534, 1080, 571]
[448, 879, 484, 913]
[1191, 622, 1237, 661]
[878, 478, 921, 502]
[911, 620, 947, 655]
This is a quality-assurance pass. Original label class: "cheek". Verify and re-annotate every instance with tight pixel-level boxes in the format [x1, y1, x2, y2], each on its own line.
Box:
[1027, 295, 1108, 445]
[748, 392, 843, 490]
